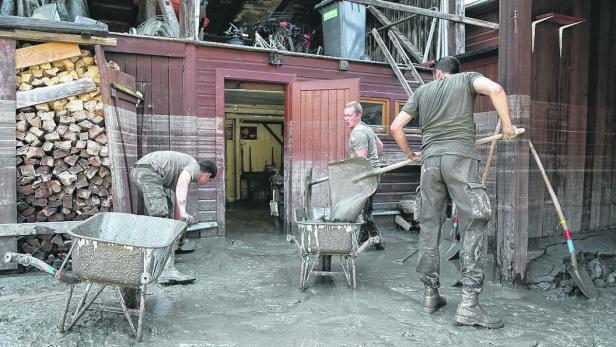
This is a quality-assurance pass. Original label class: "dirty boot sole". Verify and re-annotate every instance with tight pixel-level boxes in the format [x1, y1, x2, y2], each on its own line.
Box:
[454, 315, 504, 329]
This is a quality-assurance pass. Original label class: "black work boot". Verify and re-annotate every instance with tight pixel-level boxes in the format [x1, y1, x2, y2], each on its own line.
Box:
[454, 290, 504, 329]
[423, 287, 447, 314]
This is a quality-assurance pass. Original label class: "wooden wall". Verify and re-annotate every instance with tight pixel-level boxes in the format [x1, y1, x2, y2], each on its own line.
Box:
[529, 0, 616, 237]
[105, 34, 421, 234]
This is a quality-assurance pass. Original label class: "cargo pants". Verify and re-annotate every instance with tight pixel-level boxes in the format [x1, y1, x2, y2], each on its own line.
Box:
[415, 155, 491, 293]
[359, 193, 381, 242]
[131, 167, 174, 219]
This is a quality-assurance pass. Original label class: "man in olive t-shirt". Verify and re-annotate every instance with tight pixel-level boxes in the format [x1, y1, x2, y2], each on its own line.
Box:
[132, 151, 217, 284]
[344, 101, 385, 250]
[390, 57, 517, 328]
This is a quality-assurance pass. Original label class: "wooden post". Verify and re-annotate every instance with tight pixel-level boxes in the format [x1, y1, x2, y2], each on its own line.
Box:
[179, 0, 199, 40]
[495, 0, 532, 286]
[0, 39, 17, 270]
[449, 0, 465, 54]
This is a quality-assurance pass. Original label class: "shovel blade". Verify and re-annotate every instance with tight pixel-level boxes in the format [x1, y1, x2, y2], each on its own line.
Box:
[567, 264, 600, 299]
[445, 239, 461, 260]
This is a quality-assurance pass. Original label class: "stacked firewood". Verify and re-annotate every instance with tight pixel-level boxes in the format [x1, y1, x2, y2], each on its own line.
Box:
[17, 233, 72, 270]
[15, 48, 113, 222]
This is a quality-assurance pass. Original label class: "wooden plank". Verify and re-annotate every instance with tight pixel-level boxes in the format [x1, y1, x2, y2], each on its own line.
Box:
[450, 0, 465, 54]
[0, 221, 82, 237]
[395, 215, 411, 231]
[151, 56, 170, 151]
[342, 0, 499, 30]
[368, 6, 423, 62]
[15, 42, 80, 69]
[179, 0, 198, 40]
[16, 78, 97, 109]
[158, 0, 180, 35]
[0, 29, 116, 46]
[0, 15, 109, 36]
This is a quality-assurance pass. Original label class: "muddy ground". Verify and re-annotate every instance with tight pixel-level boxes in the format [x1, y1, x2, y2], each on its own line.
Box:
[1, 206, 615, 346]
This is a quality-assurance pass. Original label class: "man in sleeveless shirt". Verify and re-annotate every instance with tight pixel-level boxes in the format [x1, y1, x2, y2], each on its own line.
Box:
[344, 101, 385, 250]
[132, 151, 217, 284]
[391, 57, 518, 328]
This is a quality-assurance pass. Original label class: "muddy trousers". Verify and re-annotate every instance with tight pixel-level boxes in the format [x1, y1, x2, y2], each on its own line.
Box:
[131, 167, 174, 218]
[416, 155, 491, 293]
[359, 193, 381, 243]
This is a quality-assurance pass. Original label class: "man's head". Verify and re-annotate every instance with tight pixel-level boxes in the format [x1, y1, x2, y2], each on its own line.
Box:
[196, 160, 217, 185]
[343, 101, 363, 128]
[433, 56, 461, 79]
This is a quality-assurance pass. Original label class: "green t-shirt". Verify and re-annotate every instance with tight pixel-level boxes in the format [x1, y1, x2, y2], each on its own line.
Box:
[401, 72, 483, 160]
[136, 151, 201, 190]
[348, 122, 380, 169]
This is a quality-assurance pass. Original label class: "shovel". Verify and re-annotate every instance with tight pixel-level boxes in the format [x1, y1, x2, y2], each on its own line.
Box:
[529, 140, 599, 299]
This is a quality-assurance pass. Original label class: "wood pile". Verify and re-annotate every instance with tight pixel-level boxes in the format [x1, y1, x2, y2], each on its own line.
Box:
[17, 233, 72, 270]
[15, 44, 113, 223]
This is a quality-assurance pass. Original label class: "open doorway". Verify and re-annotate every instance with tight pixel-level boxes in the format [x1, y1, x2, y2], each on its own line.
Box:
[224, 81, 285, 235]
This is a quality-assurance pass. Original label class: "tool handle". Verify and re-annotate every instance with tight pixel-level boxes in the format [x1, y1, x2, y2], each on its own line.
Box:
[475, 127, 525, 146]
[528, 140, 575, 256]
[308, 176, 329, 186]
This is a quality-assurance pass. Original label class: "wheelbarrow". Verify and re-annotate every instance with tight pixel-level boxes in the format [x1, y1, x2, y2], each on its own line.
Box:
[3, 212, 186, 342]
[288, 207, 377, 290]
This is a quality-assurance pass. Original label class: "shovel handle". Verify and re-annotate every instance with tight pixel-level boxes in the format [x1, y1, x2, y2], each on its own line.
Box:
[475, 127, 525, 146]
[528, 140, 575, 258]
[308, 176, 329, 186]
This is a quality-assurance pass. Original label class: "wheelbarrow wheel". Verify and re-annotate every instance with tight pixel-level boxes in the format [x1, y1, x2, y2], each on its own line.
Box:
[120, 287, 141, 309]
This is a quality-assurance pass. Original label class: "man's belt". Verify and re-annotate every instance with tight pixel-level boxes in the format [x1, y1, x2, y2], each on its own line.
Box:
[133, 163, 153, 170]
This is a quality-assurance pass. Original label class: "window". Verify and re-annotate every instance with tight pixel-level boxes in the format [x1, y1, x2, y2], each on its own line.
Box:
[359, 98, 390, 132]
[395, 99, 420, 130]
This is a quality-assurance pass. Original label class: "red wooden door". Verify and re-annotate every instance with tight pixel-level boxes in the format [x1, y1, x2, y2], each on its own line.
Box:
[286, 79, 360, 225]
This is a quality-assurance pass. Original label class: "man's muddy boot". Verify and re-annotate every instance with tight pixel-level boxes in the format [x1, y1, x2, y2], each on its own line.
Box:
[454, 290, 503, 328]
[157, 252, 195, 285]
[423, 287, 447, 314]
[176, 239, 196, 254]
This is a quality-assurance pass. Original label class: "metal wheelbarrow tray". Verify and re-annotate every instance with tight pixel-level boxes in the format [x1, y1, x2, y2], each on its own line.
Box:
[289, 207, 364, 290]
[4, 212, 186, 342]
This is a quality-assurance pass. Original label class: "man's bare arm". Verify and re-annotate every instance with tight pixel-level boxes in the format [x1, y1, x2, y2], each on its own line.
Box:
[375, 136, 384, 157]
[390, 111, 419, 162]
[175, 170, 192, 221]
[473, 77, 517, 139]
[354, 147, 369, 158]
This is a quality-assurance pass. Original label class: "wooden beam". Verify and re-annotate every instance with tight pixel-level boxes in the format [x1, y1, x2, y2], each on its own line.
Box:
[16, 42, 81, 69]
[179, 0, 198, 40]
[0, 15, 109, 36]
[158, 0, 180, 36]
[0, 221, 82, 237]
[449, 0, 465, 54]
[368, 6, 423, 62]
[350, 0, 499, 30]
[0, 30, 116, 46]
[0, 39, 17, 270]
[16, 78, 97, 109]
[495, 0, 532, 287]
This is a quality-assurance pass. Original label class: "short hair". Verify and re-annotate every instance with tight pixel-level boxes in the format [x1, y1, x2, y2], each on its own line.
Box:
[199, 160, 217, 179]
[433, 56, 460, 74]
[345, 101, 363, 115]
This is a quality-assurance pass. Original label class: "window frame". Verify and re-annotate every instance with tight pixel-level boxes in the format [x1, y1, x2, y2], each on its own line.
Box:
[359, 97, 390, 133]
[395, 99, 422, 134]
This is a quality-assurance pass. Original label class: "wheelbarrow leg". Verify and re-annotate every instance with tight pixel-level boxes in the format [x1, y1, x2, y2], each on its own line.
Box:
[72, 282, 92, 318]
[300, 256, 307, 291]
[116, 286, 138, 337]
[351, 257, 356, 289]
[136, 285, 147, 342]
[58, 284, 75, 334]
[65, 284, 106, 332]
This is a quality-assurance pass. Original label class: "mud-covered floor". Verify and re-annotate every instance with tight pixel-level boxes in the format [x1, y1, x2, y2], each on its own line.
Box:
[1, 204, 616, 346]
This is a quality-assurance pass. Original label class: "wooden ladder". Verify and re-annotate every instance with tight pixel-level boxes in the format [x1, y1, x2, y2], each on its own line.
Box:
[371, 28, 425, 97]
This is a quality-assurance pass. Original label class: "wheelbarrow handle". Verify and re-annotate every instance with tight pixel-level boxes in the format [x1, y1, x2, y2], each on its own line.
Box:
[4, 252, 78, 284]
